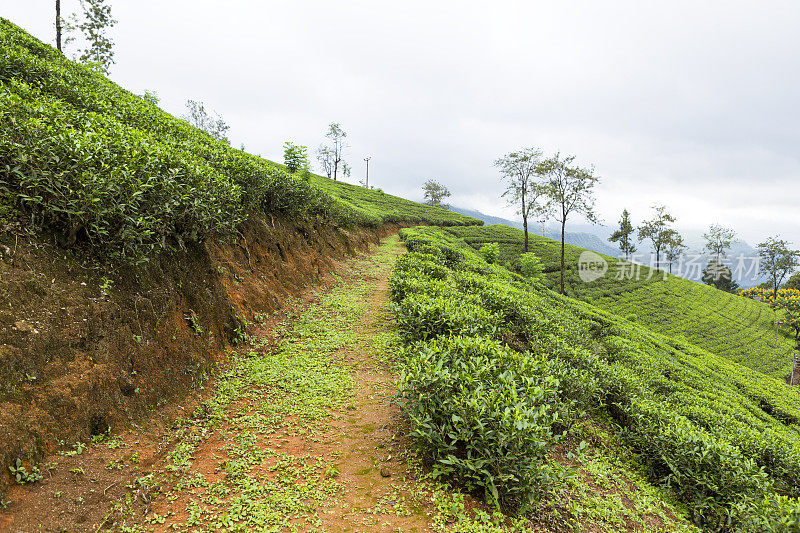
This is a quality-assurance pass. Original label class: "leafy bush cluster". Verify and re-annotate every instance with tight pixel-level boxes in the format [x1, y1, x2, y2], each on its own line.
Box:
[518, 252, 544, 280]
[479, 242, 499, 264]
[399, 336, 568, 507]
[392, 229, 592, 510]
[394, 226, 800, 530]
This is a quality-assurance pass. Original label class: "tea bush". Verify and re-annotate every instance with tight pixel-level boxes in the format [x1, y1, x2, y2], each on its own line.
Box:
[396, 292, 501, 341]
[398, 335, 567, 508]
[518, 252, 544, 280]
[479, 242, 499, 264]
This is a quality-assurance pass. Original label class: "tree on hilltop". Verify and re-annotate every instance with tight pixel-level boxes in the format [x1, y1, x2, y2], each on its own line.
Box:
[758, 236, 800, 299]
[316, 123, 348, 181]
[664, 230, 686, 275]
[495, 147, 551, 253]
[56, 0, 64, 52]
[541, 152, 600, 295]
[703, 224, 738, 263]
[609, 208, 636, 260]
[422, 180, 451, 208]
[637, 205, 676, 270]
[63, 0, 118, 74]
[183, 100, 230, 143]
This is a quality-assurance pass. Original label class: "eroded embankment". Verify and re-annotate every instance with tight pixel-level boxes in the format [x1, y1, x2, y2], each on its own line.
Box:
[0, 216, 396, 499]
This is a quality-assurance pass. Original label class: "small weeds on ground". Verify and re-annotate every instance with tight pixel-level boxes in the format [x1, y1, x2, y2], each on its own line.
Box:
[9, 459, 42, 485]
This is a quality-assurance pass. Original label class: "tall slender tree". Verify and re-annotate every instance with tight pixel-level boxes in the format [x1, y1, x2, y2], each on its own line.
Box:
[316, 123, 348, 181]
[637, 205, 676, 270]
[609, 208, 636, 260]
[69, 0, 117, 74]
[56, 0, 63, 52]
[542, 153, 600, 294]
[183, 100, 230, 143]
[664, 230, 686, 274]
[703, 224, 738, 263]
[317, 146, 334, 179]
[495, 148, 550, 252]
[758, 236, 800, 298]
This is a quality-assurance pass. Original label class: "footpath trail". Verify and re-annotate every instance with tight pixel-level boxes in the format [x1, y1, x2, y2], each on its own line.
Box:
[1, 235, 454, 532]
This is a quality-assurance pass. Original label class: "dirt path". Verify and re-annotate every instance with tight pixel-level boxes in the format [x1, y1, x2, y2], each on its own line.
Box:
[1, 235, 449, 532]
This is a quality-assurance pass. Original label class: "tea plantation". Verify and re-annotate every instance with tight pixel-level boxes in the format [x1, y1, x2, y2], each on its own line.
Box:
[308, 175, 482, 227]
[445, 224, 797, 379]
[0, 18, 477, 263]
[393, 226, 800, 531]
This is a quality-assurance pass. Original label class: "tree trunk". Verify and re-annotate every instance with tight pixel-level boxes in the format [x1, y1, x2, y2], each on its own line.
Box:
[56, 0, 62, 52]
[522, 217, 529, 252]
[560, 219, 566, 295]
[521, 189, 528, 252]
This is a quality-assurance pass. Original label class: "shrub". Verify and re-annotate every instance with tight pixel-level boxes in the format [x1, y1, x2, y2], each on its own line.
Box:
[479, 242, 500, 264]
[518, 252, 544, 280]
[396, 293, 501, 342]
[625, 400, 772, 530]
[398, 336, 567, 509]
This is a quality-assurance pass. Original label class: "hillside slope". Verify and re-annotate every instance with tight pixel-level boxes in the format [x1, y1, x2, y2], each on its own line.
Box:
[445, 224, 797, 379]
[393, 226, 800, 530]
[0, 18, 478, 503]
[0, 17, 476, 263]
[310, 176, 482, 227]
[449, 205, 620, 256]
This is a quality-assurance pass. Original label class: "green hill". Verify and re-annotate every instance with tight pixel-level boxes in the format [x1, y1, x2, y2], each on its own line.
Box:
[308, 176, 481, 227]
[444, 224, 796, 379]
[393, 226, 800, 530]
[0, 18, 477, 263]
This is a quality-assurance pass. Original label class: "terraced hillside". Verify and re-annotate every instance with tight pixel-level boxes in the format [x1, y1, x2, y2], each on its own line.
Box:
[394, 226, 800, 530]
[445, 224, 796, 379]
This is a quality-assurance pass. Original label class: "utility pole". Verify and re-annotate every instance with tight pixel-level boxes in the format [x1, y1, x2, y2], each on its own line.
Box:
[363, 156, 371, 188]
[56, 0, 62, 52]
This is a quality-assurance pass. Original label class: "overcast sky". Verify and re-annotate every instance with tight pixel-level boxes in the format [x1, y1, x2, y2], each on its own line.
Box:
[4, 1, 800, 245]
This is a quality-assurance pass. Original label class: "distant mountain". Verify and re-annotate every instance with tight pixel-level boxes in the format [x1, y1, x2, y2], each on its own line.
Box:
[450, 206, 620, 257]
